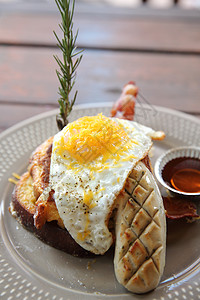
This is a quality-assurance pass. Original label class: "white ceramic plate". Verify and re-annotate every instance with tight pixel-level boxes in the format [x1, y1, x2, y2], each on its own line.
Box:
[0, 103, 200, 300]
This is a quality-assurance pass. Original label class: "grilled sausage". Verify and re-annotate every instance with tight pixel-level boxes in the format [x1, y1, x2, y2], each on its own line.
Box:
[114, 161, 166, 293]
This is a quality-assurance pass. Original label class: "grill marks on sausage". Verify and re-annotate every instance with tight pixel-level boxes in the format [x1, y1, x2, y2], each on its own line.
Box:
[115, 162, 164, 289]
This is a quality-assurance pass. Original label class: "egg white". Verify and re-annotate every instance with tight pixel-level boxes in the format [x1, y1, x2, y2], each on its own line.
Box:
[49, 117, 156, 254]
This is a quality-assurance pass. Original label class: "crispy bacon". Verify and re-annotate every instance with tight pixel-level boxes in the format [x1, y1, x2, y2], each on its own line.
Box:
[34, 190, 64, 229]
[110, 81, 137, 120]
[163, 196, 199, 220]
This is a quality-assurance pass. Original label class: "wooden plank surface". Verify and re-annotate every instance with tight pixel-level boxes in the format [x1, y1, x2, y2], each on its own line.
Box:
[0, 47, 199, 111]
[0, 4, 199, 134]
[0, 13, 200, 53]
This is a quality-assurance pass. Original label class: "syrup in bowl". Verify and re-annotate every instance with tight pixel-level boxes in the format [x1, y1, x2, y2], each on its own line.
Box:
[162, 157, 200, 194]
[154, 147, 200, 199]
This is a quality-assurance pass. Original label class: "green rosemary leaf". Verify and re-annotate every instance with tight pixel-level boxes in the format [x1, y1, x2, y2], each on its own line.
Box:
[53, 31, 64, 51]
[54, 0, 83, 130]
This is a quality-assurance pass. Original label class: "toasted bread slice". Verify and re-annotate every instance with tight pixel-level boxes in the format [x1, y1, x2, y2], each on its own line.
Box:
[10, 171, 94, 258]
[28, 136, 53, 199]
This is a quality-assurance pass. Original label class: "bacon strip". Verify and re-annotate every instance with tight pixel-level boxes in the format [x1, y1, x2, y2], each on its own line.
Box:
[163, 196, 199, 220]
[34, 190, 64, 229]
[110, 81, 137, 120]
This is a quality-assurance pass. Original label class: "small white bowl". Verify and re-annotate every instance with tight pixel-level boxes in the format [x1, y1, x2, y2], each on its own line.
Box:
[154, 146, 200, 200]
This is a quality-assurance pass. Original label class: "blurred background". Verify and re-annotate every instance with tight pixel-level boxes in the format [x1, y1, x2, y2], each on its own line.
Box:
[0, 0, 199, 133]
[0, 0, 200, 9]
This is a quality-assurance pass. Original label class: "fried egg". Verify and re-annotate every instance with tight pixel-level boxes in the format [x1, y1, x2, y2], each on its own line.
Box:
[49, 114, 162, 254]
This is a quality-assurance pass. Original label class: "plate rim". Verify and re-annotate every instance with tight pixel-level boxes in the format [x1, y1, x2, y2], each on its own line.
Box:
[0, 102, 200, 141]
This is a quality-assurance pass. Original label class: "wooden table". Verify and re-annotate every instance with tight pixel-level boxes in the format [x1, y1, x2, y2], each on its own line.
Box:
[0, 1, 200, 133]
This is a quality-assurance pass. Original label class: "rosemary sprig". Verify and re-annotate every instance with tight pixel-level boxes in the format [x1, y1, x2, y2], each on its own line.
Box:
[54, 0, 83, 130]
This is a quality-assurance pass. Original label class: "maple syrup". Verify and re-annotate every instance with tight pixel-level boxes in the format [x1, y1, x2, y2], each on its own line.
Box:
[162, 157, 200, 194]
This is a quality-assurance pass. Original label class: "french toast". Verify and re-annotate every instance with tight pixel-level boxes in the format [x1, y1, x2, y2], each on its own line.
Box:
[28, 136, 53, 199]
[10, 139, 94, 258]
